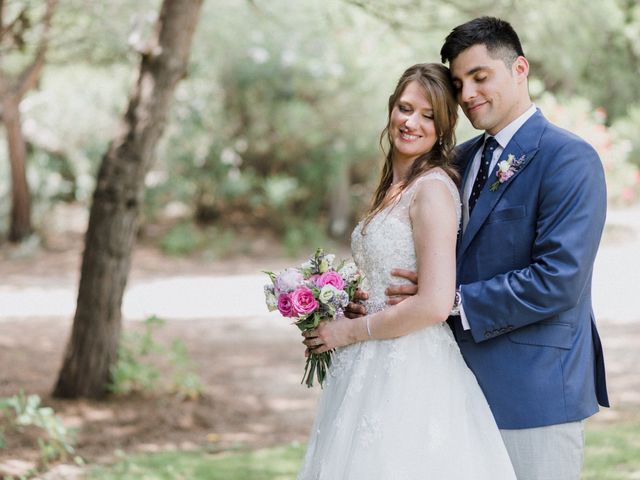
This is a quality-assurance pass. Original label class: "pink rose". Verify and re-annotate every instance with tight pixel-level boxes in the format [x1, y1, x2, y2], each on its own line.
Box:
[315, 271, 345, 290]
[277, 293, 294, 317]
[290, 287, 318, 316]
[499, 170, 514, 182]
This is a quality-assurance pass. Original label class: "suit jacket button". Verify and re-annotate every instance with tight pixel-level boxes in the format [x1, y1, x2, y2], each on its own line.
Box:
[484, 332, 491, 338]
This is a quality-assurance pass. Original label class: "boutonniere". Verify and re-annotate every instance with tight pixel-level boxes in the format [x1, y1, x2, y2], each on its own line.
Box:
[489, 154, 526, 191]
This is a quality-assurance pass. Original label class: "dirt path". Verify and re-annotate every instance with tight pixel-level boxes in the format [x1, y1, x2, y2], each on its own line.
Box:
[0, 233, 328, 472]
[1, 207, 639, 474]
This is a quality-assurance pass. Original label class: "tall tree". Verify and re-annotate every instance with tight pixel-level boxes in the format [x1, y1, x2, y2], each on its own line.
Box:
[0, 0, 57, 242]
[53, 0, 203, 399]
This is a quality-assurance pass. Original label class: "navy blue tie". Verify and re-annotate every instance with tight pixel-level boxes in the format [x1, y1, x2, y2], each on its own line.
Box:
[468, 137, 499, 214]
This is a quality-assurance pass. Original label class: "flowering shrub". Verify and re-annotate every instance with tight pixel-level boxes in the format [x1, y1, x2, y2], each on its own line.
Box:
[537, 93, 640, 205]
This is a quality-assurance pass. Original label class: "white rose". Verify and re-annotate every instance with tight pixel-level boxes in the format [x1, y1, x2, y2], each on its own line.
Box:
[318, 284, 338, 304]
[497, 160, 511, 174]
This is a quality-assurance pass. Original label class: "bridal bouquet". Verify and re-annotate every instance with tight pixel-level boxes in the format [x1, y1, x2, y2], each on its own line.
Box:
[264, 248, 362, 388]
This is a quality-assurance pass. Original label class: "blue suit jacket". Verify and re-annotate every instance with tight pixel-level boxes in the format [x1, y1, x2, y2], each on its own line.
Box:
[450, 109, 609, 429]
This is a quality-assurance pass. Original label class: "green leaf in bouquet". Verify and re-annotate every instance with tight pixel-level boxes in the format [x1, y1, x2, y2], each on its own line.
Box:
[317, 361, 326, 386]
[307, 358, 317, 388]
[318, 258, 329, 273]
[295, 315, 313, 332]
[345, 274, 364, 300]
[302, 351, 332, 388]
[307, 248, 325, 274]
[302, 356, 312, 386]
[323, 303, 336, 317]
[262, 270, 277, 283]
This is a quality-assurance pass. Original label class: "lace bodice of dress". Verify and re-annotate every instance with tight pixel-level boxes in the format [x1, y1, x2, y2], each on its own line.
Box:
[351, 170, 461, 310]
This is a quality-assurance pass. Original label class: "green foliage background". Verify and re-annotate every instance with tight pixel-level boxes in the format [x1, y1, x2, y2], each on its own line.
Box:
[1, 0, 639, 251]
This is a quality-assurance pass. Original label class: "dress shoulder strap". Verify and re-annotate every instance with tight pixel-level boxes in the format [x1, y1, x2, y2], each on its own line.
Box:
[409, 170, 462, 223]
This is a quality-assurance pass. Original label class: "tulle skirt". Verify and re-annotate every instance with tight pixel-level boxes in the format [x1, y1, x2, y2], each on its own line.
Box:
[297, 322, 516, 480]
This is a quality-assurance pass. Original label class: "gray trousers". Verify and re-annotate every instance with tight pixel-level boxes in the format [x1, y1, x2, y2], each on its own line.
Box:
[500, 421, 585, 480]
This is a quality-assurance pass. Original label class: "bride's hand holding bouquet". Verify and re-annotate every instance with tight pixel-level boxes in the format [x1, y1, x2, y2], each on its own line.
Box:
[264, 248, 363, 387]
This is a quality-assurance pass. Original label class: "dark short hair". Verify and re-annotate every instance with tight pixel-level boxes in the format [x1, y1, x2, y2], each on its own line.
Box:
[440, 16, 524, 67]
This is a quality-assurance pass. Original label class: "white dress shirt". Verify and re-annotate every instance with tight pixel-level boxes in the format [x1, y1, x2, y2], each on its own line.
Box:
[459, 103, 537, 330]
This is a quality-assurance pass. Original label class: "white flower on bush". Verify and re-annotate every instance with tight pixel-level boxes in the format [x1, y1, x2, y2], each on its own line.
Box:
[275, 268, 304, 294]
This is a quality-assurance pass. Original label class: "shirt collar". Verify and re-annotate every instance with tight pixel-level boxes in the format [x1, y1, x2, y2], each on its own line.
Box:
[485, 103, 537, 149]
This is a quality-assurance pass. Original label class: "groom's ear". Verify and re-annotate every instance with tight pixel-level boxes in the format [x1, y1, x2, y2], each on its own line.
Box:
[512, 56, 529, 83]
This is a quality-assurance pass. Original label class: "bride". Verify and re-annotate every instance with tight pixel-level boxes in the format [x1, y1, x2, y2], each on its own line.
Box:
[298, 63, 516, 479]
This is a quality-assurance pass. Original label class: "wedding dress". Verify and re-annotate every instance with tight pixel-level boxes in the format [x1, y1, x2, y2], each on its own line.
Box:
[297, 170, 516, 479]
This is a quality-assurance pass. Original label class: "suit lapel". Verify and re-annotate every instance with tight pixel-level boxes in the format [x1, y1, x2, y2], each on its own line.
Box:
[458, 111, 546, 260]
[455, 136, 484, 246]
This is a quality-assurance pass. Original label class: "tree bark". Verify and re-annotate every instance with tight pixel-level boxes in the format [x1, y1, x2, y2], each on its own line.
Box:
[2, 94, 32, 241]
[328, 157, 351, 239]
[0, 0, 57, 242]
[53, 0, 203, 399]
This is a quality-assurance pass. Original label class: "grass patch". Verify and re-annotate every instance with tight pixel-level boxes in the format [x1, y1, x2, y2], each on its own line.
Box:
[88, 422, 640, 479]
[88, 444, 306, 480]
[583, 422, 640, 479]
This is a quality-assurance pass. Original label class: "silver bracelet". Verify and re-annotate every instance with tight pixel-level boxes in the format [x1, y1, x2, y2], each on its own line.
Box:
[450, 288, 462, 316]
[365, 316, 373, 339]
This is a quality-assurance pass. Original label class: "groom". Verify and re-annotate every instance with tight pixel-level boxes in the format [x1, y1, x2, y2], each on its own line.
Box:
[354, 17, 609, 480]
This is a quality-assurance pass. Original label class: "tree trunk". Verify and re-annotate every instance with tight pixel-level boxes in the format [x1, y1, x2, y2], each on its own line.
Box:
[2, 94, 32, 241]
[53, 0, 203, 399]
[328, 157, 351, 239]
[0, 0, 56, 243]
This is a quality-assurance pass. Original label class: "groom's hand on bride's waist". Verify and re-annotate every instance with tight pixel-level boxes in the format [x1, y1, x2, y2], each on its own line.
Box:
[344, 289, 369, 319]
[386, 268, 418, 305]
